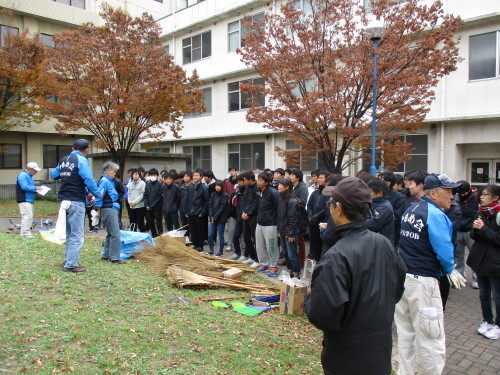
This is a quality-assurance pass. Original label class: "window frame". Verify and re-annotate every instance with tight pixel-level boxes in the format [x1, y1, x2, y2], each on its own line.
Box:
[227, 12, 265, 53]
[0, 25, 19, 47]
[469, 31, 500, 81]
[0, 143, 22, 169]
[184, 87, 212, 118]
[285, 140, 327, 171]
[53, 0, 86, 9]
[183, 145, 212, 171]
[182, 30, 212, 65]
[43, 145, 73, 169]
[228, 78, 265, 112]
[227, 142, 265, 172]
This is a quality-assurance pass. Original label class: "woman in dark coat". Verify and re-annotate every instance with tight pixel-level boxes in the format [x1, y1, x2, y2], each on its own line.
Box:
[208, 180, 228, 256]
[277, 178, 300, 278]
[467, 184, 500, 340]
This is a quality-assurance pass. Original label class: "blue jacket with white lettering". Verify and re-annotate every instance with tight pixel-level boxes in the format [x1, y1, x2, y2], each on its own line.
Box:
[398, 197, 455, 279]
[50, 151, 100, 202]
[95, 175, 119, 209]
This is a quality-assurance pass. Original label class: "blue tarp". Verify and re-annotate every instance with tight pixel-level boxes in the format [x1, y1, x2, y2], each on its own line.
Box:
[119, 230, 154, 259]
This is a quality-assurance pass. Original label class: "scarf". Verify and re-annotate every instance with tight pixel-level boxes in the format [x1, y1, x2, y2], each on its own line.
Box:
[479, 200, 500, 216]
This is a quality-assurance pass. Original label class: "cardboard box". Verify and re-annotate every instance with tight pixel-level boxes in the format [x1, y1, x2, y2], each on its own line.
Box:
[279, 282, 307, 315]
[222, 267, 243, 280]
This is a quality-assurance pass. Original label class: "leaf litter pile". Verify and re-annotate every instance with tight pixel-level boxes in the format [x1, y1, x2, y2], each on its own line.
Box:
[135, 236, 278, 294]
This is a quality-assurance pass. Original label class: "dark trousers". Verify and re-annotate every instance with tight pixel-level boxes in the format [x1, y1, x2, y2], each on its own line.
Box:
[163, 212, 179, 232]
[180, 214, 189, 237]
[477, 274, 500, 326]
[232, 220, 244, 256]
[189, 215, 208, 249]
[308, 223, 323, 262]
[147, 208, 163, 238]
[243, 215, 257, 261]
[85, 205, 95, 230]
[125, 201, 133, 228]
[298, 232, 305, 267]
[129, 207, 146, 232]
[438, 274, 450, 311]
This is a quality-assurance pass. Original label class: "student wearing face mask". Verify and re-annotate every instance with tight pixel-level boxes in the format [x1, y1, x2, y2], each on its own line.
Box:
[144, 168, 163, 238]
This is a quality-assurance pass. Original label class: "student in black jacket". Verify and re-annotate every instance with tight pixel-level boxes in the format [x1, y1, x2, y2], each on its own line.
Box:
[378, 171, 405, 246]
[144, 168, 163, 238]
[366, 178, 395, 245]
[186, 169, 209, 251]
[241, 170, 259, 267]
[162, 172, 180, 232]
[277, 178, 300, 278]
[178, 171, 192, 237]
[208, 180, 228, 256]
[307, 171, 328, 261]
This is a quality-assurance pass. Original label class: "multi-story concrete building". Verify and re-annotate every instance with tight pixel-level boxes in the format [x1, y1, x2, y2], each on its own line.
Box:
[154, 0, 500, 188]
[1, 0, 499, 192]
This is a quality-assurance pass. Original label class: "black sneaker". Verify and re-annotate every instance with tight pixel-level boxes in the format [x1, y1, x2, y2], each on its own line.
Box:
[62, 266, 86, 273]
[111, 260, 126, 264]
[101, 257, 110, 261]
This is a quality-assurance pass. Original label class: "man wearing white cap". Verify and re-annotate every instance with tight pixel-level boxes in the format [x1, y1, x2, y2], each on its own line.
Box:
[16, 162, 43, 238]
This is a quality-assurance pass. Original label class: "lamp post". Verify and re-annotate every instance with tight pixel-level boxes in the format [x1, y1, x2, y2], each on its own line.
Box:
[366, 17, 385, 176]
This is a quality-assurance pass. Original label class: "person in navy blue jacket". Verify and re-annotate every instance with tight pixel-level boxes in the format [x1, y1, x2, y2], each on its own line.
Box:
[50, 139, 101, 273]
[366, 178, 395, 245]
[378, 171, 405, 246]
[186, 169, 209, 251]
[208, 180, 228, 256]
[307, 171, 328, 261]
[95, 161, 124, 264]
[161, 172, 180, 231]
[16, 161, 42, 238]
[395, 173, 464, 375]
[144, 168, 163, 238]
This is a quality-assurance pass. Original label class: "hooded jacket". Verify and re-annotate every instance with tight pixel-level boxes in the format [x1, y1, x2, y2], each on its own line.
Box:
[209, 191, 229, 224]
[242, 182, 259, 217]
[256, 186, 279, 226]
[305, 221, 406, 375]
[277, 193, 299, 238]
[458, 188, 479, 232]
[292, 181, 308, 205]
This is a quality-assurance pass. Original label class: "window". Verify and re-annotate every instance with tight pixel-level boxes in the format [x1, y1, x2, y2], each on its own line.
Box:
[43, 145, 73, 169]
[364, 134, 428, 172]
[182, 31, 211, 64]
[228, 143, 265, 171]
[164, 44, 170, 55]
[54, 0, 85, 9]
[285, 140, 327, 170]
[0, 144, 22, 169]
[294, 0, 313, 16]
[179, 0, 205, 8]
[0, 25, 19, 47]
[154, 0, 163, 2]
[469, 31, 499, 81]
[183, 145, 211, 171]
[228, 78, 265, 111]
[40, 33, 55, 48]
[145, 147, 170, 153]
[184, 88, 212, 118]
[228, 12, 264, 52]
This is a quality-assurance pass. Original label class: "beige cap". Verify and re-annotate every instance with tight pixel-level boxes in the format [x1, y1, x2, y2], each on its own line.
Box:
[27, 162, 42, 172]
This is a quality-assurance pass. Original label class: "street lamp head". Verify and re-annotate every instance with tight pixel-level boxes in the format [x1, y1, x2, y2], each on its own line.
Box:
[366, 15, 385, 42]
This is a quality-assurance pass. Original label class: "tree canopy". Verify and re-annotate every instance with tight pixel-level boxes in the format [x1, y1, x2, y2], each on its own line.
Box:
[39, 5, 203, 175]
[0, 10, 45, 130]
[238, 0, 462, 171]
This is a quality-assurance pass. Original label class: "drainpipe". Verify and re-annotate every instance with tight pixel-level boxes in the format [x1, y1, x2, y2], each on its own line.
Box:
[440, 122, 444, 175]
[272, 133, 275, 170]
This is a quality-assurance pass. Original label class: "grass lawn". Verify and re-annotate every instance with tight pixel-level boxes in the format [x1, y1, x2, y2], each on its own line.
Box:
[0, 233, 323, 374]
[0, 199, 61, 218]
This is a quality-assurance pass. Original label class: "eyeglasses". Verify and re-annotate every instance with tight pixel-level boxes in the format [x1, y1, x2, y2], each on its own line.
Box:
[327, 198, 337, 207]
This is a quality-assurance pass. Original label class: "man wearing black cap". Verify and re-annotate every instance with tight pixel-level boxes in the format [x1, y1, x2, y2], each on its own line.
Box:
[305, 177, 407, 375]
[395, 173, 466, 375]
[50, 139, 101, 273]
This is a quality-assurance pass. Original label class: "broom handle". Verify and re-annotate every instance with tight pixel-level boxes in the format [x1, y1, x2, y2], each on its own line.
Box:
[202, 274, 280, 290]
[195, 295, 251, 302]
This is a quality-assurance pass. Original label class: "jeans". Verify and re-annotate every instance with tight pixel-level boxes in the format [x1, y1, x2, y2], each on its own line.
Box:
[102, 208, 121, 261]
[208, 222, 225, 254]
[477, 274, 500, 326]
[282, 234, 301, 273]
[232, 220, 244, 256]
[64, 201, 85, 268]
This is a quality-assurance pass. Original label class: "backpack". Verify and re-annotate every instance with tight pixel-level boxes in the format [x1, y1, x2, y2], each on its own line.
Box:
[293, 198, 309, 233]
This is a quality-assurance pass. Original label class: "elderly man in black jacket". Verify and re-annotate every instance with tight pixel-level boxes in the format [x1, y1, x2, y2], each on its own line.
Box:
[305, 177, 407, 375]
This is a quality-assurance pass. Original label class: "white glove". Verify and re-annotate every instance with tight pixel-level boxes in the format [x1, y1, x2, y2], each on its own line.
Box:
[447, 269, 466, 289]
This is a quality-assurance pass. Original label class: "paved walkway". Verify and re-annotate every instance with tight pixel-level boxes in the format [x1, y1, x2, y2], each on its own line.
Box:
[2, 216, 499, 374]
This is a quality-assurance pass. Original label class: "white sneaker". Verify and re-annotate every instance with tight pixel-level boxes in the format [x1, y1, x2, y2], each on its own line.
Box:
[228, 254, 239, 260]
[242, 258, 253, 264]
[249, 261, 260, 268]
[471, 281, 479, 289]
[477, 321, 495, 336]
[237, 255, 247, 262]
[484, 325, 500, 340]
[225, 246, 233, 251]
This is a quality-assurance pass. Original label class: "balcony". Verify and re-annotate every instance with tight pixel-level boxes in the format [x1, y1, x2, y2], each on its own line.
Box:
[159, 0, 262, 38]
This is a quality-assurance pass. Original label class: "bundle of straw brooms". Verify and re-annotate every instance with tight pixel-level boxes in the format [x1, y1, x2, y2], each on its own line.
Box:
[136, 236, 277, 294]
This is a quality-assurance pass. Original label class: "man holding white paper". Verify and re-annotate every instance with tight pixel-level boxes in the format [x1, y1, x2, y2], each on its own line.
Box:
[16, 162, 43, 238]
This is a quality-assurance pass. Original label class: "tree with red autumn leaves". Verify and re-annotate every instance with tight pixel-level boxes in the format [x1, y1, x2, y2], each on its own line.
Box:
[238, 0, 462, 172]
[39, 5, 203, 177]
[0, 10, 45, 130]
